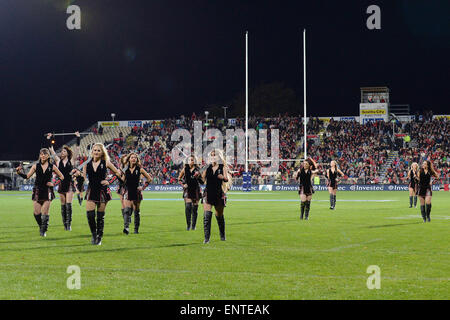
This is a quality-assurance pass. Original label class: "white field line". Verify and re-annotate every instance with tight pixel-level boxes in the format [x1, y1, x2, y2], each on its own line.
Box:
[322, 239, 383, 252]
[386, 215, 450, 220]
[140, 199, 399, 202]
[0, 263, 448, 282]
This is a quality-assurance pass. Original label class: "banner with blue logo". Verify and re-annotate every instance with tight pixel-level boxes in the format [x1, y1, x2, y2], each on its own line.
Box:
[19, 184, 441, 192]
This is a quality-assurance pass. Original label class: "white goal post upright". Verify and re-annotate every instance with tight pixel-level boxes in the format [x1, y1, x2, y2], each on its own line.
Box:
[303, 29, 307, 159]
[245, 30, 249, 173]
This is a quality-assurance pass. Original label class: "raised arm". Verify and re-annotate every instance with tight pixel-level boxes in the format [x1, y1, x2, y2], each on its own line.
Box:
[309, 158, 319, 174]
[71, 131, 81, 165]
[293, 167, 301, 180]
[47, 133, 60, 164]
[16, 164, 36, 180]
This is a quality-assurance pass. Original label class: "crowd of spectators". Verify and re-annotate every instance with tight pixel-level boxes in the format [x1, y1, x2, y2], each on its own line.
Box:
[78, 113, 449, 185]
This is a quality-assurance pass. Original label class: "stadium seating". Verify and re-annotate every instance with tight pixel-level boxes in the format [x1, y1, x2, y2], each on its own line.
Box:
[72, 116, 449, 185]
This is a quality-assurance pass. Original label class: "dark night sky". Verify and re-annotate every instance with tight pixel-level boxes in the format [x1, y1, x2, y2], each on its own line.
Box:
[0, 0, 449, 159]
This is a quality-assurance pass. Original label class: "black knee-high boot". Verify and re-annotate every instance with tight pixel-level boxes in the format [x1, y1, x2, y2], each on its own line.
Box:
[134, 209, 140, 234]
[61, 205, 67, 230]
[409, 196, 413, 208]
[66, 203, 73, 231]
[300, 202, 305, 220]
[329, 194, 334, 209]
[96, 211, 105, 245]
[123, 207, 132, 235]
[420, 205, 426, 222]
[191, 205, 199, 230]
[185, 202, 193, 230]
[40, 214, 49, 237]
[305, 201, 311, 220]
[413, 196, 417, 208]
[426, 204, 431, 222]
[33, 213, 42, 228]
[215, 215, 226, 241]
[333, 195, 337, 208]
[77, 193, 83, 206]
[86, 210, 97, 244]
[203, 211, 212, 243]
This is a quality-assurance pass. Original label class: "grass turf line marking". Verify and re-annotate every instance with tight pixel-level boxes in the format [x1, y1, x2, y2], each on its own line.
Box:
[322, 239, 383, 252]
[0, 263, 448, 282]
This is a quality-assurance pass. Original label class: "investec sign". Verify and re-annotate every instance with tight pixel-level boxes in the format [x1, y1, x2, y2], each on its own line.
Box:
[359, 103, 388, 124]
[19, 184, 440, 192]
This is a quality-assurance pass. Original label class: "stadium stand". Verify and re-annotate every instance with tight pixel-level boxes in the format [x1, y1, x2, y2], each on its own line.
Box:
[70, 115, 449, 186]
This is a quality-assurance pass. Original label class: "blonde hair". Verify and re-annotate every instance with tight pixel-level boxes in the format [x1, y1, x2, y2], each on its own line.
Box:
[38, 148, 52, 165]
[90, 143, 110, 162]
[411, 162, 419, 172]
[213, 149, 233, 193]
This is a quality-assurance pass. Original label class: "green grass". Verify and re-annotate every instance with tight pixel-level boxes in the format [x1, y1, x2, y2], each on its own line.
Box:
[0, 190, 449, 300]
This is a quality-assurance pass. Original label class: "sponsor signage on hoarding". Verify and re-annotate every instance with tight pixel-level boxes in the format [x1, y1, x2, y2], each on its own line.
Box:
[128, 120, 143, 127]
[359, 103, 389, 124]
[19, 184, 442, 192]
[99, 121, 120, 127]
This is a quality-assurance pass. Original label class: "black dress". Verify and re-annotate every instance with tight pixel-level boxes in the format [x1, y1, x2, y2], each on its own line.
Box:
[298, 167, 313, 196]
[182, 164, 202, 201]
[408, 170, 418, 192]
[57, 159, 75, 193]
[85, 159, 112, 203]
[123, 166, 143, 201]
[32, 162, 55, 201]
[117, 167, 126, 196]
[327, 169, 341, 189]
[74, 174, 85, 192]
[204, 164, 226, 206]
[418, 170, 432, 197]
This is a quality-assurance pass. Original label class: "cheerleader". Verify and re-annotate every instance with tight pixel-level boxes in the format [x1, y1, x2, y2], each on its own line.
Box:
[326, 160, 344, 210]
[71, 167, 85, 206]
[47, 132, 81, 230]
[201, 150, 232, 243]
[178, 155, 203, 231]
[82, 143, 123, 245]
[15, 148, 64, 237]
[408, 162, 419, 208]
[293, 158, 319, 220]
[117, 155, 128, 225]
[417, 160, 439, 222]
[121, 153, 152, 235]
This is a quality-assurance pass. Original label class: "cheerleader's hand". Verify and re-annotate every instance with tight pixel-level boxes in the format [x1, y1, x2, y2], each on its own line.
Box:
[101, 180, 109, 186]
[15, 166, 23, 173]
[193, 171, 200, 178]
[217, 174, 224, 180]
[183, 184, 188, 189]
[47, 182, 54, 187]
[138, 186, 143, 191]
[46, 133, 53, 139]
[75, 131, 80, 137]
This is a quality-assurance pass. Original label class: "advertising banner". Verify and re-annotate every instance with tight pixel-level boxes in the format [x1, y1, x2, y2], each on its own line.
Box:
[20, 184, 440, 192]
[359, 103, 389, 124]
